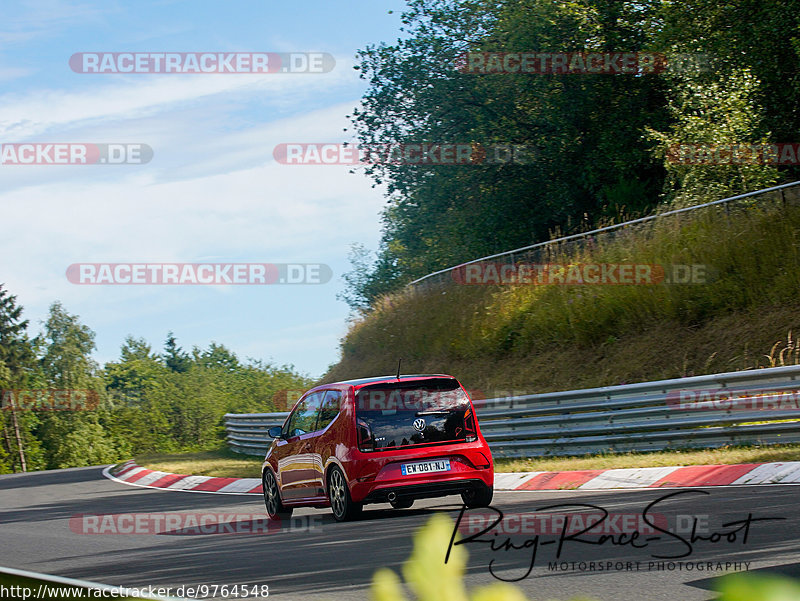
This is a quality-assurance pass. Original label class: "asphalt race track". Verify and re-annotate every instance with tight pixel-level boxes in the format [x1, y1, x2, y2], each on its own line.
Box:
[1, 466, 799, 600]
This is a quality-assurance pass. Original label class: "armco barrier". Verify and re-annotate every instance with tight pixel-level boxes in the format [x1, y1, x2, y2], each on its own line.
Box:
[226, 365, 800, 458]
[225, 412, 288, 456]
[407, 180, 800, 291]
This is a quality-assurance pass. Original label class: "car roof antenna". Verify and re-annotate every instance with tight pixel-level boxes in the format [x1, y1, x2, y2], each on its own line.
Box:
[396, 358, 402, 380]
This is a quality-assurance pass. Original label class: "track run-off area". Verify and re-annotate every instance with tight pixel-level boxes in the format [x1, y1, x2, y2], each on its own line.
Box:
[1, 466, 799, 600]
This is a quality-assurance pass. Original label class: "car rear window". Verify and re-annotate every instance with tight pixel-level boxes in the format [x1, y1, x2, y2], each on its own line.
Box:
[354, 378, 475, 450]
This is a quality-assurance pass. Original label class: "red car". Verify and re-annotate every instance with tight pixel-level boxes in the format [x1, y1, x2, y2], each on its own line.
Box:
[262, 374, 494, 521]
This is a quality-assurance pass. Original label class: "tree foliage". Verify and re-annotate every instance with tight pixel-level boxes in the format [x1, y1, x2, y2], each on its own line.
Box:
[344, 0, 800, 309]
[0, 287, 312, 472]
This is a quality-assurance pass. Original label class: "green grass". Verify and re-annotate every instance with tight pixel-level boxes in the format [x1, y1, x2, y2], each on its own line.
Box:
[133, 448, 263, 478]
[132, 443, 800, 478]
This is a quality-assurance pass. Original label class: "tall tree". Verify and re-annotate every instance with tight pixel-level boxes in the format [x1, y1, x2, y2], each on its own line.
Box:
[193, 342, 240, 372]
[0, 285, 35, 471]
[37, 301, 97, 388]
[35, 303, 117, 468]
[347, 0, 669, 307]
[343, 0, 799, 310]
[163, 332, 191, 373]
[104, 337, 174, 455]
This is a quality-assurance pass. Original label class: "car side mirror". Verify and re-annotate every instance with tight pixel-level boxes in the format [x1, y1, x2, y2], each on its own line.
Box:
[268, 426, 284, 439]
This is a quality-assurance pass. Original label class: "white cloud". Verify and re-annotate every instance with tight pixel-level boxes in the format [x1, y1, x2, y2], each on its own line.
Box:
[0, 0, 114, 45]
[0, 5, 389, 374]
[0, 99, 385, 375]
[0, 56, 359, 139]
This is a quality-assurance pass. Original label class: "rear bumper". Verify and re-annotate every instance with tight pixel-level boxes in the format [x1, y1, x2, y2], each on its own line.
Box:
[344, 442, 494, 504]
[350, 455, 494, 504]
[361, 478, 490, 504]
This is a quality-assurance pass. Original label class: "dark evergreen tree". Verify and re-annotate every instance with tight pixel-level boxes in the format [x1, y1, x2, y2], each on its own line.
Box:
[164, 332, 191, 373]
[0, 284, 35, 472]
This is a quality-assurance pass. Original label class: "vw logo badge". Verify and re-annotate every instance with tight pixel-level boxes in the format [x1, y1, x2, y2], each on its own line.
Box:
[413, 418, 426, 432]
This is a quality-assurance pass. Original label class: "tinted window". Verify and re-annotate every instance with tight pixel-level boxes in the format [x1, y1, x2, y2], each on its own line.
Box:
[284, 392, 323, 437]
[355, 379, 473, 450]
[316, 389, 342, 431]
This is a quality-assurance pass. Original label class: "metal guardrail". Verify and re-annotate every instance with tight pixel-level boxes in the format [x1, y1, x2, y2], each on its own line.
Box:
[226, 365, 800, 458]
[225, 412, 288, 456]
[406, 180, 800, 290]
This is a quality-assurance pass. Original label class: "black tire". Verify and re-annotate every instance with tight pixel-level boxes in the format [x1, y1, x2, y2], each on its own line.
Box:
[263, 470, 293, 521]
[389, 498, 414, 510]
[461, 484, 493, 508]
[328, 466, 362, 522]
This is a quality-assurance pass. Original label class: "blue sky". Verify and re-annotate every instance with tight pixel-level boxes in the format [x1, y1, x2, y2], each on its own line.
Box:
[0, 0, 410, 378]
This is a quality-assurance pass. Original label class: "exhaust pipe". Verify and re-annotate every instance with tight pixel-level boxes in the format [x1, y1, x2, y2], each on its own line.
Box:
[387, 491, 397, 503]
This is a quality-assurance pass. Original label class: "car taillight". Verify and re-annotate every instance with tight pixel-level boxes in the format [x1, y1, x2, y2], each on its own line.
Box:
[464, 407, 477, 442]
[357, 418, 374, 452]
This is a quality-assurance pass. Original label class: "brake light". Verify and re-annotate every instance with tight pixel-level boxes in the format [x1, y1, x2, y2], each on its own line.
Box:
[464, 407, 477, 442]
[357, 418, 374, 452]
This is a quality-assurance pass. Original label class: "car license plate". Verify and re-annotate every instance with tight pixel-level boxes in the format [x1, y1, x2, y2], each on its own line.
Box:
[400, 459, 451, 476]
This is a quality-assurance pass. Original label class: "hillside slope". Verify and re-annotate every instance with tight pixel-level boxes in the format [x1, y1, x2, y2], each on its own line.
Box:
[324, 186, 800, 397]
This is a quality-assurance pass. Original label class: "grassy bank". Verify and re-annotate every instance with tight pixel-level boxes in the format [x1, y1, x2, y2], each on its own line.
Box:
[324, 187, 800, 397]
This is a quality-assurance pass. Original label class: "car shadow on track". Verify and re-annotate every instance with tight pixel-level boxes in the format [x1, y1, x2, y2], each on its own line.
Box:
[157, 502, 463, 536]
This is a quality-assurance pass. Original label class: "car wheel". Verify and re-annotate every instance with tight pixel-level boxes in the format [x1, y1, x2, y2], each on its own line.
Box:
[461, 484, 493, 508]
[389, 498, 414, 510]
[263, 470, 292, 520]
[328, 466, 362, 522]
